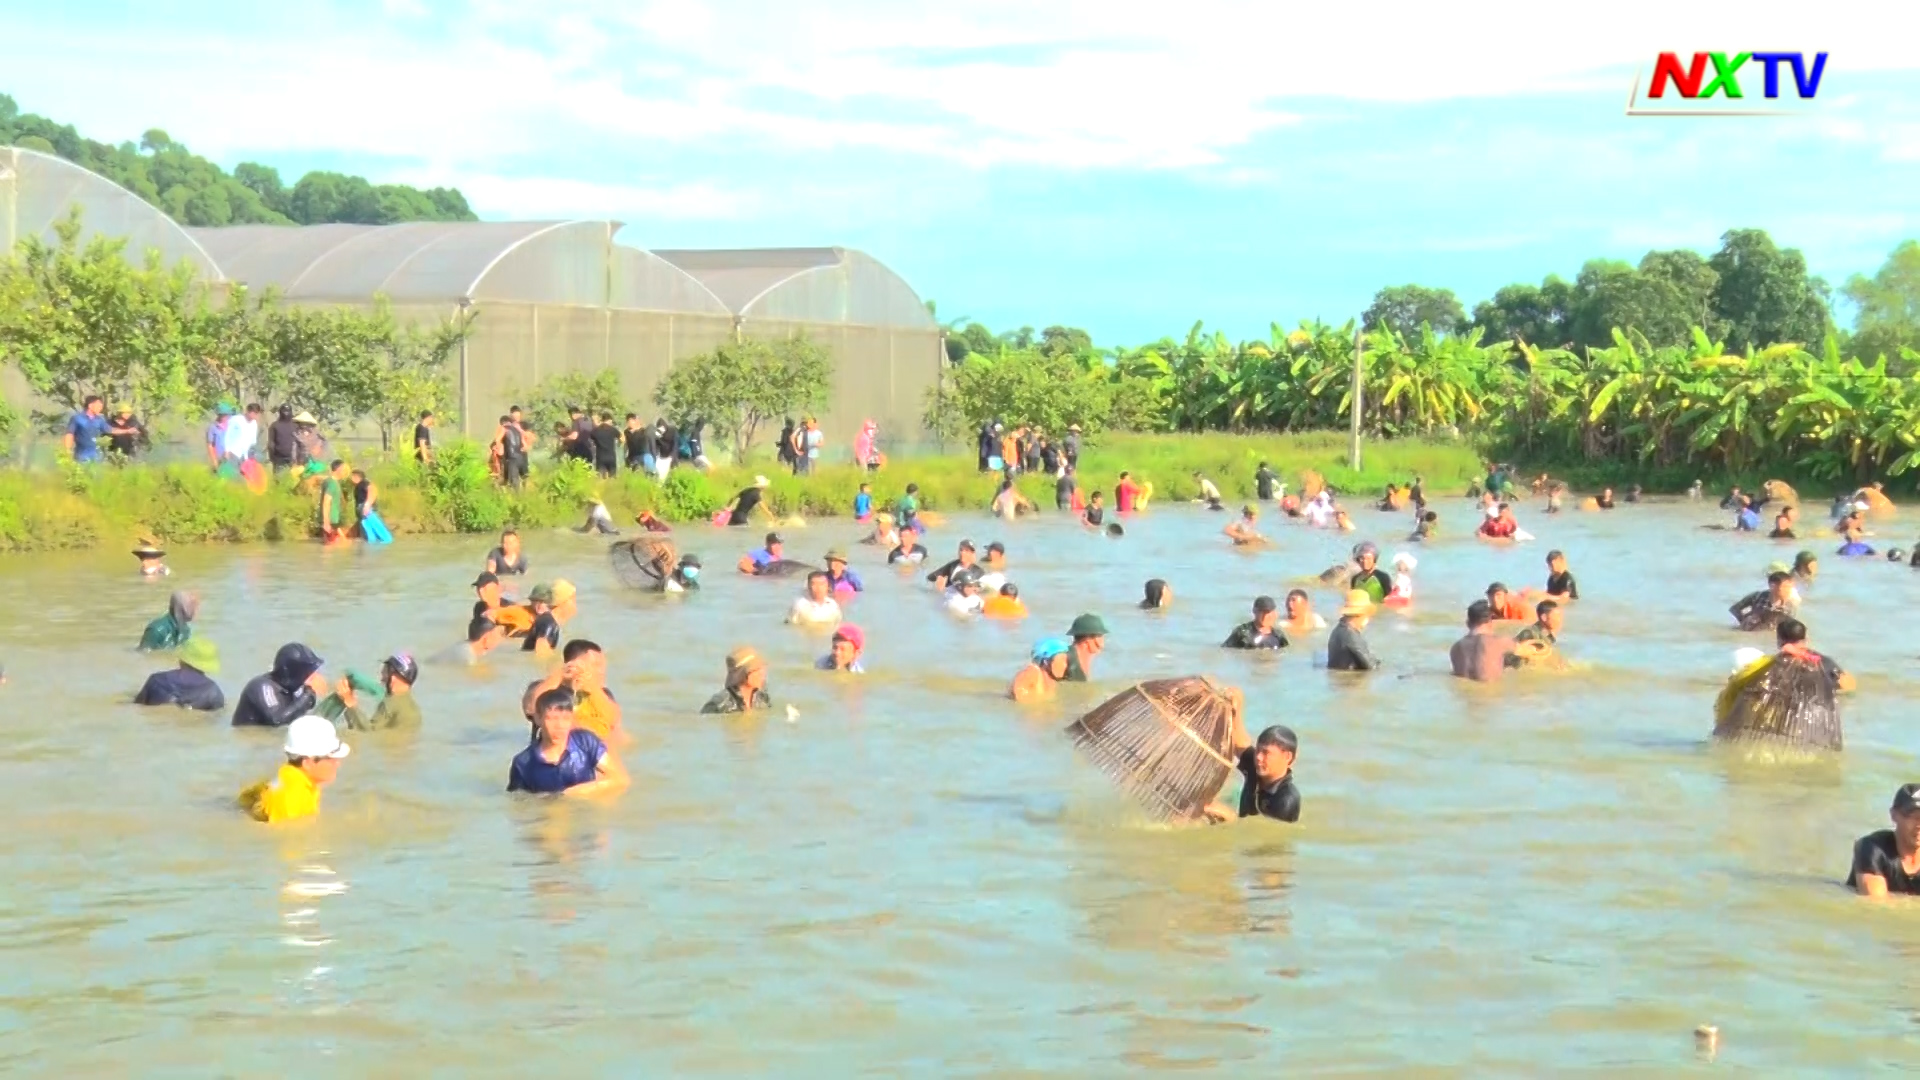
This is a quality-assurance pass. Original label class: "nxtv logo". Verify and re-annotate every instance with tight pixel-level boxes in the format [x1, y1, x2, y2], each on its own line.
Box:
[1627, 52, 1828, 116]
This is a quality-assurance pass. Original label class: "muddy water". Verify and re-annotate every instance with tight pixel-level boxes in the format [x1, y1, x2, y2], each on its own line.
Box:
[4, 498, 1920, 1074]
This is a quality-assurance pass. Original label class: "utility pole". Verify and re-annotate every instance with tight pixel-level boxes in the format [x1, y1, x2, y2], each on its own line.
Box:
[1349, 322, 1364, 471]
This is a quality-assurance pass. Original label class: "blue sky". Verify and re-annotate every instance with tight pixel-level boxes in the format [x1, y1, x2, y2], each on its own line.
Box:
[7, 0, 1918, 345]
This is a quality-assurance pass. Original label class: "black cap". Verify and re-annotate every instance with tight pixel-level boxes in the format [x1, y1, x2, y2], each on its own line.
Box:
[959, 539, 976, 552]
[986, 541, 1005, 554]
[766, 532, 783, 545]
[1895, 785, 1920, 814]
[1487, 581, 1508, 595]
[473, 571, 500, 588]
[1255, 725, 1298, 752]
[384, 653, 419, 685]
[1252, 595, 1277, 615]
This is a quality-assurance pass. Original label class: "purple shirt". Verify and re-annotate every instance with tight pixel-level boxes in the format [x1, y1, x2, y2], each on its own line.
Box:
[508, 729, 607, 794]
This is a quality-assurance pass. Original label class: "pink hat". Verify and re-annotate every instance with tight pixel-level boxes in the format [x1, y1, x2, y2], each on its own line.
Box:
[833, 624, 865, 651]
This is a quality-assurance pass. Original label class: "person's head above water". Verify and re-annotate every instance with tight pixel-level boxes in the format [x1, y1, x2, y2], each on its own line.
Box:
[1069, 613, 1109, 649]
[725, 645, 768, 691]
[1535, 599, 1563, 632]
[1486, 582, 1510, 603]
[500, 528, 520, 555]
[898, 524, 919, 544]
[1241, 503, 1258, 520]
[1546, 549, 1567, 570]
[473, 571, 501, 602]
[1767, 570, 1793, 598]
[764, 532, 784, 556]
[1251, 724, 1298, 782]
[1142, 579, 1170, 609]
[805, 570, 831, 601]
[1466, 599, 1494, 630]
[957, 539, 977, 564]
[1794, 550, 1818, 575]
[1776, 617, 1809, 647]
[532, 687, 576, 742]
[1251, 595, 1278, 630]
[1285, 589, 1311, 619]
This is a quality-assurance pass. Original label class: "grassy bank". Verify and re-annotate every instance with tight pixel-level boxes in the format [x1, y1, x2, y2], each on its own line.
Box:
[0, 432, 1483, 554]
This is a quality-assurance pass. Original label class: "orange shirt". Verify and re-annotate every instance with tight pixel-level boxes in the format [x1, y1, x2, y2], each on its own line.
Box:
[982, 596, 1027, 619]
[1493, 595, 1528, 621]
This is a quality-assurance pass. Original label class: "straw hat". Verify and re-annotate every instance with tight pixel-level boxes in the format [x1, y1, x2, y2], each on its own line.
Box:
[1339, 589, 1375, 617]
[550, 579, 576, 606]
[725, 645, 766, 684]
[754, 475, 771, 488]
[824, 548, 848, 564]
[293, 410, 317, 424]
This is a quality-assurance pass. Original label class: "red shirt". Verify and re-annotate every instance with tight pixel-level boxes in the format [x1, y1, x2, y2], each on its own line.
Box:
[1116, 480, 1141, 513]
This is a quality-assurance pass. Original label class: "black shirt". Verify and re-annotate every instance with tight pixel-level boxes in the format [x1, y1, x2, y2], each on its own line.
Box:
[1326, 619, 1379, 671]
[266, 418, 300, 464]
[730, 486, 764, 525]
[1055, 473, 1076, 505]
[522, 612, 561, 652]
[1084, 506, 1104, 526]
[109, 416, 144, 457]
[134, 667, 226, 711]
[655, 424, 677, 460]
[1255, 467, 1276, 501]
[888, 543, 930, 565]
[1546, 570, 1579, 600]
[1236, 749, 1301, 823]
[701, 687, 772, 714]
[413, 423, 432, 461]
[1731, 589, 1791, 631]
[486, 547, 528, 576]
[568, 417, 596, 461]
[926, 558, 976, 587]
[1849, 830, 1920, 894]
[1223, 620, 1288, 650]
[591, 423, 621, 466]
[625, 426, 650, 462]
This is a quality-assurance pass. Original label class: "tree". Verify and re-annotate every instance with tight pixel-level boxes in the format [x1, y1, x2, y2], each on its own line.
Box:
[1566, 253, 1720, 351]
[654, 337, 834, 462]
[1708, 228, 1833, 352]
[1039, 325, 1094, 359]
[514, 369, 631, 447]
[0, 210, 198, 424]
[370, 309, 471, 450]
[1470, 277, 1577, 348]
[1844, 240, 1920, 365]
[1363, 285, 1466, 339]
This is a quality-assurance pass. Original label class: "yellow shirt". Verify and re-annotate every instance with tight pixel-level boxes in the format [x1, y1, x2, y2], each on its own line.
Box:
[238, 763, 322, 823]
[982, 596, 1028, 619]
[573, 687, 618, 740]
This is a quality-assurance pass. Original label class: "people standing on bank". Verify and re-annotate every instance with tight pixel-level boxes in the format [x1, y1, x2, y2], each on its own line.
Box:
[222, 403, 262, 469]
[494, 407, 533, 487]
[653, 417, 678, 481]
[105, 402, 146, 460]
[592, 412, 621, 479]
[413, 410, 436, 466]
[267, 405, 300, 471]
[204, 402, 232, 469]
[63, 395, 113, 464]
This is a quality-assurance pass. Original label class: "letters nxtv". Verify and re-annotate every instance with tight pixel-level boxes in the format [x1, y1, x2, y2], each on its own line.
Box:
[1648, 52, 1828, 100]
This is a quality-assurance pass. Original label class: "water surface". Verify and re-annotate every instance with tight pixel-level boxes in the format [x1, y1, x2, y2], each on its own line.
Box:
[5, 498, 1920, 1074]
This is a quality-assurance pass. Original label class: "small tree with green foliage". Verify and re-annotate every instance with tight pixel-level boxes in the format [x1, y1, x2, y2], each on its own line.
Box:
[514, 369, 631, 449]
[0, 210, 198, 426]
[370, 310, 472, 450]
[654, 337, 834, 462]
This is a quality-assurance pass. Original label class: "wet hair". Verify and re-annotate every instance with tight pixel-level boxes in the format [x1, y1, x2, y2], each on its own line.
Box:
[1466, 599, 1494, 628]
[1141, 579, 1168, 608]
[501, 528, 518, 540]
[84, 394, 103, 408]
[562, 639, 602, 663]
[806, 570, 829, 587]
[1535, 599, 1558, 619]
[1546, 549, 1565, 563]
[534, 687, 575, 720]
[329, 459, 345, 471]
[1286, 588, 1309, 606]
[1423, 511, 1438, 523]
[1776, 618, 1808, 645]
[1255, 725, 1298, 753]
[999, 583, 1019, 598]
[1089, 490, 1105, 500]
[1767, 570, 1792, 587]
[1252, 595, 1278, 615]
[1486, 582, 1509, 597]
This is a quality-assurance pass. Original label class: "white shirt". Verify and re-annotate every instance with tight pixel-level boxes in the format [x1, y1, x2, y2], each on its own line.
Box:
[1198, 477, 1221, 501]
[787, 595, 842, 625]
[223, 416, 259, 459]
[946, 591, 984, 615]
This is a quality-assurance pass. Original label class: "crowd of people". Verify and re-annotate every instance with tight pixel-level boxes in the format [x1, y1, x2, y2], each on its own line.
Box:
[92, 429, 1920, 897]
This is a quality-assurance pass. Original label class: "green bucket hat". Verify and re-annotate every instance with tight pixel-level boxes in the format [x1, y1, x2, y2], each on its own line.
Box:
[178, 638, 220, 675]
[1069, 613, 1109, 639]
[529, 584, 556, 605]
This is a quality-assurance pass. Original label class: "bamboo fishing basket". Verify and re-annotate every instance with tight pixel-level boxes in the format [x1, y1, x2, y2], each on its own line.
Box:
[1712, 652, 1844, 752]
[608, 536, 678, 589]
[1066, 676, 1242, 822]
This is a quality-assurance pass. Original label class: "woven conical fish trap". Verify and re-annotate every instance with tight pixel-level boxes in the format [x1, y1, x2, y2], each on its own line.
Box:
[1713, 653, 1843, 752]
[1066, 676, 1240, 822]
[609, 536, 678, 589]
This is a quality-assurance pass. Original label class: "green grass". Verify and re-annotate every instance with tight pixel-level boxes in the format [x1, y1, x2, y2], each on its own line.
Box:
[0, 432, 1484, 554]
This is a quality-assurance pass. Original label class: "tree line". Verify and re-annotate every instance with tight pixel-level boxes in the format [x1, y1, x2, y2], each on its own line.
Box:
[1, 93, 475, 228]
[927, 231, 1920, 485]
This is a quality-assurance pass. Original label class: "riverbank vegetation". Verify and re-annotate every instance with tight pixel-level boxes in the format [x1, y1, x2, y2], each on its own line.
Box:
[930, 232, 1920, 488]
[0, 432, 1480, 554]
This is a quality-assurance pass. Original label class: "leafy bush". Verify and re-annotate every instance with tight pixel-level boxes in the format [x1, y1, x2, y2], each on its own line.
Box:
[654, 337, 833, 462]
[512, 370, 631, 448]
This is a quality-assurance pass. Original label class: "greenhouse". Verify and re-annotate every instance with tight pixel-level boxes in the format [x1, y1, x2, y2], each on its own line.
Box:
[0, 146, 222, 277]
[186, 225, 943, 450]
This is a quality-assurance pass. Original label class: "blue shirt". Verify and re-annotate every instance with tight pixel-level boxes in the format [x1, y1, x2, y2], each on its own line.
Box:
[1735, 507, 1760, 531]
[827, 567, 864, 593]
[508, 729, 607, 794]
[853, 492, 873, 517]
[67, 412, 110, 462]
[815, 655, 865, 673]
[748, 548, 776, 569]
